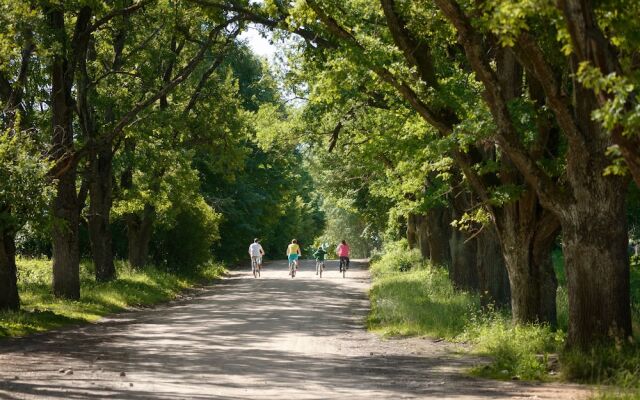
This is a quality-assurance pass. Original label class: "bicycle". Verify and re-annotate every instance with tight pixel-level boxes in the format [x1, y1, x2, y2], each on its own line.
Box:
[289, 259, 298, 278]
[339, 258, 347, 278]
[251, 256, 261, 278]
[316, 258, 325, 278]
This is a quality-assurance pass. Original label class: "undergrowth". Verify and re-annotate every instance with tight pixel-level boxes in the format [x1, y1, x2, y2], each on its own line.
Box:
[368, 241, 640, 397]
[0, 257, 226, 338]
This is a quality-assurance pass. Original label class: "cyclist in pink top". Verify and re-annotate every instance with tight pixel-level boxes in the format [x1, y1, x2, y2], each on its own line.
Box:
[336, 240, 350, 272]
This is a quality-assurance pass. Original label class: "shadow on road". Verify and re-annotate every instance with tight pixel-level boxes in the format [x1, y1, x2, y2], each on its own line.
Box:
[0, 260, 587, 399]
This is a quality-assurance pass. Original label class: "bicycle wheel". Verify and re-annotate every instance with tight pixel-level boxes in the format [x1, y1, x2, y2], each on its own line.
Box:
[252, 260, 257, 278]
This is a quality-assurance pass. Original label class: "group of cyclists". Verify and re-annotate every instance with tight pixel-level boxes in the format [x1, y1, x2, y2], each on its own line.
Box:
[247, 238, 350, 277]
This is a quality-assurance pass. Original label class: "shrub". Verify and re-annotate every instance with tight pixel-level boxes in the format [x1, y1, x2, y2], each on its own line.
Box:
[151, 198, 221, 273]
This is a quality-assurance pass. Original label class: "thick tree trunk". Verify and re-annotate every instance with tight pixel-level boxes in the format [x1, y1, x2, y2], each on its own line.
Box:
[49, 7, 81, 299]
[126, 205, 154, 268]
[0, 228, 20, 311]
[51, 172, 80, 299]
[560, 181, 631, 348]
[499, 225, 559, 325]
[88, 148, 115, 281]
[495, 189, 560, 325]
[476, 226, 511, 307]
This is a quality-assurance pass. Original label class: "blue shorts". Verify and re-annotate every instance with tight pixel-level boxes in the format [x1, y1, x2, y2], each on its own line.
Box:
[288, 254, 299, 263]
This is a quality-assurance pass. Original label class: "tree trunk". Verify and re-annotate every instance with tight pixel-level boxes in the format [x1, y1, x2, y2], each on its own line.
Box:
[560, 181, 631, 348]
[425, 206, 452, 266]
[449, 227, 480, 291]
[533, 228, 559, 327]
[447, 186, 480, 291]
[126, 205, 154, 268]
[476, 226, 511, 307]
[88, 148, 115, 281]
[414, 215, 431, 260]
[0, 227, 20, 311]
[49, 7, 81, 299]
[407, 214, 418, 249]
[494, 189, 560, 325]
[51, 172, 81, 299]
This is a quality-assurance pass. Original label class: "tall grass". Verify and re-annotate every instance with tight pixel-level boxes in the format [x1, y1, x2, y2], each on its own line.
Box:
[368, 241, 479, 338]
[0, 258, 226, 338]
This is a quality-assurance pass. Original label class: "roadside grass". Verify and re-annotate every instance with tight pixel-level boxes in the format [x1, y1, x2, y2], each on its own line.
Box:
[0, 258, 226, 338]
[368, 242, 478, 339]
[367, 241, 640, 395]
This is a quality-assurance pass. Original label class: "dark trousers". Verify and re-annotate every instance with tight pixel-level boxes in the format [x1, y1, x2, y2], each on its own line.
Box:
[339, 256, 350, 268]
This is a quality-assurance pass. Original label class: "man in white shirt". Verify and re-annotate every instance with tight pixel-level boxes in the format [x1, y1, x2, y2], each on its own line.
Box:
[248, 239, 265, 272]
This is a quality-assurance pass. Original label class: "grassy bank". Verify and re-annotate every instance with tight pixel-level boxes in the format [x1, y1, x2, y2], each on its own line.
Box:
[0, 258, 226, 338]
[367, 241, 640, 397]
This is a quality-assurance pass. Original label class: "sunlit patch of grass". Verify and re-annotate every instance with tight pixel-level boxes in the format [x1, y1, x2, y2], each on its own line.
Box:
[0, 258, 226, 338]
[461, 313, 564, 381]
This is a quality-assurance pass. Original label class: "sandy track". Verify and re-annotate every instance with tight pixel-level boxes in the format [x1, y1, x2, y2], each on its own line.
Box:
[0, 259, 590, 399]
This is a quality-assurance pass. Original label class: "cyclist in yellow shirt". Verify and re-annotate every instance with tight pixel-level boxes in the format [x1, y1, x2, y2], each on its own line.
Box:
[286, 239, 302, 276]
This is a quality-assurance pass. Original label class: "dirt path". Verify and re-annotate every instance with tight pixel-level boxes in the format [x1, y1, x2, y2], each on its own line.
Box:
[0, 259, 590, 399]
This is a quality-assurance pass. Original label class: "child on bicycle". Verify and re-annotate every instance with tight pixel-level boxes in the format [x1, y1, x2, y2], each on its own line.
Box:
[313, 244, 327, 275]
[286, 239, 301, 275]
[336, 240, 350, 272]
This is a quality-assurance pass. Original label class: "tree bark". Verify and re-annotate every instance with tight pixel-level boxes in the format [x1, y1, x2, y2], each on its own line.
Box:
[49, 7, 82, 300]
[88, 148, 116, 281]
[425, 206, 452, 267]
[496, 197, 559, 325]
[413, 215, 431, 260]
[406, 214, 418, 249]
[560, 167, 631, 347]
[476, 226, 511, 307]
[0, 228, 20, 311]
[448, 188, 480, 291]
[449, 228, 480, 292]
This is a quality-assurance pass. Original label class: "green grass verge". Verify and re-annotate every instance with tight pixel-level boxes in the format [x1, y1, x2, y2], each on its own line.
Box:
[368, 241, 640, 395]
[0, 258, 226, 338]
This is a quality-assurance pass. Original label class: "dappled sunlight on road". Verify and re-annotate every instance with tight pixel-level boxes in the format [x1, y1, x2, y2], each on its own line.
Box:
[0, 259, 589, 399]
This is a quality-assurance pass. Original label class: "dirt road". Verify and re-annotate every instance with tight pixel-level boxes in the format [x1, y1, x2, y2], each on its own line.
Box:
[0, 259, 590, 399]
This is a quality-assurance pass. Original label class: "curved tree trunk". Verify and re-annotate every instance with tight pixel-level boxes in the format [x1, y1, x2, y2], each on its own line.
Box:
[0, 227, 20, 311]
